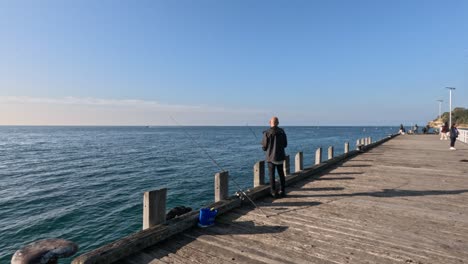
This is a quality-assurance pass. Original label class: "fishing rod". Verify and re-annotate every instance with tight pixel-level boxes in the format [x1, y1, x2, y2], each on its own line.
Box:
[246, 123, 259, 141]
[169, 116, 270, 217]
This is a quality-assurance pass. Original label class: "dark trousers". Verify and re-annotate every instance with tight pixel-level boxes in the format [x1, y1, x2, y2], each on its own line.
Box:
[450, 137, 456, 147]
[268, 162, 286, 194]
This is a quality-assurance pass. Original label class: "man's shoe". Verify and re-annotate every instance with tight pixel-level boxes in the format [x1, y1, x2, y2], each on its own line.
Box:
[278, 191, 286, 198]
[271, 192, 279, 198]
[450, 147, 456, 150]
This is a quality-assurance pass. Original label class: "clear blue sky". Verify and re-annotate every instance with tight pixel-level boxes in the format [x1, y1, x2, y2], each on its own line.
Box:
[0, 0, 467, 125]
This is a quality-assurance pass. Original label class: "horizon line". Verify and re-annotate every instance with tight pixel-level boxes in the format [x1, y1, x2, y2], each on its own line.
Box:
[0, 124, 409, 127]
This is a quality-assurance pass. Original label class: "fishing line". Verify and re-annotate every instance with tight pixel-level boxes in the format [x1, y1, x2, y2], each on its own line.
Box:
[169, 116, 226, 171]
[246, 123, 259, 141]
[169, 116, 270, 217]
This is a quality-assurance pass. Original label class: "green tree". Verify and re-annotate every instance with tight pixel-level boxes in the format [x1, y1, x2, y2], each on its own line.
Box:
[436, 107, 468, 125]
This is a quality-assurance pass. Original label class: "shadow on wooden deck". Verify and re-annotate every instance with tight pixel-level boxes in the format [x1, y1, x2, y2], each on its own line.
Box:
[285, 188, 468, 199]
[117, 207, 291, 264]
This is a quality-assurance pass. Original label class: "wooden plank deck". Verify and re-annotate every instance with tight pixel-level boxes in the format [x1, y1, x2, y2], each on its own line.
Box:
[119, 135, 468, 264]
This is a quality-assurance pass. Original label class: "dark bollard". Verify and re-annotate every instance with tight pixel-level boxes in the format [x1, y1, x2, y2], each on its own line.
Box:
[166, 206, 192, 220]
[12, 238, 78, 264]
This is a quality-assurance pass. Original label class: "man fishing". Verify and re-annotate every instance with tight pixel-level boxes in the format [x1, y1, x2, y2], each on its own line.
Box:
[262, 116, 288, 198]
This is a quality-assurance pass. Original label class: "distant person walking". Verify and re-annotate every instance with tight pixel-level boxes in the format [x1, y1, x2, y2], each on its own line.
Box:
[440, 122, 448, 140]
[449, 123, 459, 150]
[413, 124, 419, 134]
[262, 116, 288, 198]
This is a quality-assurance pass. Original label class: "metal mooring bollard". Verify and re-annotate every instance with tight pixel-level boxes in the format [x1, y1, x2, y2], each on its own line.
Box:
[11, 238, 78, 264]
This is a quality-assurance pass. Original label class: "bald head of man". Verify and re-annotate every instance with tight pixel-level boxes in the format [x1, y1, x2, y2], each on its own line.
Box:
[270, 116, 279, 127]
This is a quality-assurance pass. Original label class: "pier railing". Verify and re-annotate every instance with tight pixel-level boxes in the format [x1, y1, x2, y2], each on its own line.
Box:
[12, 134, 395, 264]
[457, 129, 468, 144]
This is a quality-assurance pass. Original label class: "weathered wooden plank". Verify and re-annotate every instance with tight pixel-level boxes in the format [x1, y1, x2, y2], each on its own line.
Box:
[283, 155, 290, 175]
[186, 228, 333, 264]
[215, 171, 229, 202]
[161, 233, 265, 264]
[143, 188, 167, 229]
[72, 198, 241, 264]
[295, 152, 303, 172]
[115, 251, 162, 264]
[315, 147, 322, 165]
[253, 161, 265, 187]
[213, 213, 409, 264]
[238, 205, 464, 263]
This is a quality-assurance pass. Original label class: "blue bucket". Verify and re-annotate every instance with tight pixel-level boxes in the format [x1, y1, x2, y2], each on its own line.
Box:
[198, 208, 218, 227]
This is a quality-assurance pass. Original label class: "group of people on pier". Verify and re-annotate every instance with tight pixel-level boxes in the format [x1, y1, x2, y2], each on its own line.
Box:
[398, 123, 460, 150]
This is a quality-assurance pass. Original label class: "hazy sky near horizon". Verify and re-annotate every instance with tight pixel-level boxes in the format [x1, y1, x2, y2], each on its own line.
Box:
[1, 0, 467, 126]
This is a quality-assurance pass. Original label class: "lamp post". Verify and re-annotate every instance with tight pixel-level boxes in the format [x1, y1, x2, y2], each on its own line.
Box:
[445, 87, 456, 128]
[436, 99, 443, 119]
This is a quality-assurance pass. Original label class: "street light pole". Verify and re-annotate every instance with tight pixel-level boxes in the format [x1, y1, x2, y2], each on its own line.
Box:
[445, 87, 456, 128]
[436, 100, 443, 119]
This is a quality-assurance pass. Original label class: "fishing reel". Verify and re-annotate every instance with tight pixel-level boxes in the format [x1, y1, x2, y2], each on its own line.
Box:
[235, 191, 245, 200]
[236, 190, 251, 201]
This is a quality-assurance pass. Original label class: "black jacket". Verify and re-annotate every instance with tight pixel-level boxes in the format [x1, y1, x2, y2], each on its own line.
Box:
[262, 126, 287, 162]
[450, 127, 459, 139]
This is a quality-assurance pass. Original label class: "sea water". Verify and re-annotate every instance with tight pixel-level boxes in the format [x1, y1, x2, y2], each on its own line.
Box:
[0, 126, 397, 262]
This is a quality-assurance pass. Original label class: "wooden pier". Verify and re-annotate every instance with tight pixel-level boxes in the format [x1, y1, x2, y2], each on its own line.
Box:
[72, 135, 468, 264]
